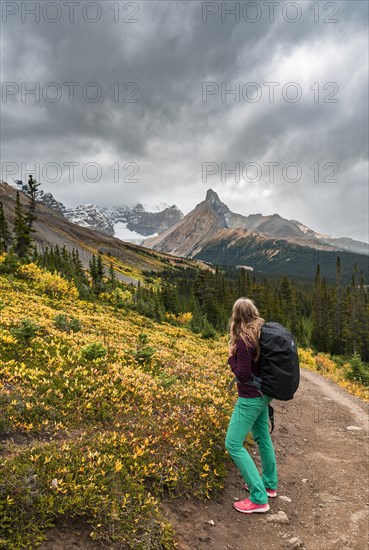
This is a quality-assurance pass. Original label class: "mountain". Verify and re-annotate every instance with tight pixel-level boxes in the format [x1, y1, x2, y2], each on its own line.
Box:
[64, 202, 183, 243]
[32, 188, 184, 243]
[144, 189, 369, 281]
[37, 190, 67, 217]
[63, 204, 116, 236]
[0, 181, 210, 282]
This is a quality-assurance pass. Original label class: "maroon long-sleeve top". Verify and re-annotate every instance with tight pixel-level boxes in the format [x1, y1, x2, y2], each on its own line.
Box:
[228, 336, 262, 398]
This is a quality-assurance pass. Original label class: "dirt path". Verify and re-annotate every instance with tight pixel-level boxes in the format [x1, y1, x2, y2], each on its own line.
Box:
[163, 368, 369, 550]
[38, 368, 369, 550]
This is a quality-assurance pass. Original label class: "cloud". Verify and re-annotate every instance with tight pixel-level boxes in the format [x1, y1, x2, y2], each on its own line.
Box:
[1, 0, 368, 243]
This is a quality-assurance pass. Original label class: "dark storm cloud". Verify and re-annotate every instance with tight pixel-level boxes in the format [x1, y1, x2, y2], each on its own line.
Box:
[1, 0, 368, 242]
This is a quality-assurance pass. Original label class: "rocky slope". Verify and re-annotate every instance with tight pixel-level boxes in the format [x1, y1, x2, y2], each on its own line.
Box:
[0, 181, 209, 279]
[64, 202, 183, 242]
[7, 181, 184, 242]
[21, 182, 368, 257]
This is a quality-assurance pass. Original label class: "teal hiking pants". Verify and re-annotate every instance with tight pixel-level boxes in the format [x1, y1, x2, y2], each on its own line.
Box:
[225, 395, 278, 505]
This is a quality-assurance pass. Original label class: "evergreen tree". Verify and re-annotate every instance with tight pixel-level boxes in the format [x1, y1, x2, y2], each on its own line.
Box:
[311, 264, 324, 350]
[0, 202, 11, 252]
[13, 191, 32, 258]
[330, 256, 343, 355]
[24, 175, 41, 233]
[108, 262, 117, 289]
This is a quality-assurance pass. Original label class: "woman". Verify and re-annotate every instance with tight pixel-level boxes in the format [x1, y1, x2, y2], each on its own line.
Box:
[225, 297, 278, 513]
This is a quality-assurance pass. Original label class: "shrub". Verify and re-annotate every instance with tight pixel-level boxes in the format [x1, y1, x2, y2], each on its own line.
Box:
[100, 288, 133, 308]
[165, 312, 192, 326]
[344, 353, 369, 386]
[81, 342, 107, 361]
[17, 263, 79, 299]
[132, 333, 156, 366]
[16, 262, 44, 280]
[69, 317, 82, 333]
[11, 318, 40, 344]
[201, 319, 217, 339]
[38, 271, 79, 299]
[0, 252, 20, 274]
[53, 314, 82, 333]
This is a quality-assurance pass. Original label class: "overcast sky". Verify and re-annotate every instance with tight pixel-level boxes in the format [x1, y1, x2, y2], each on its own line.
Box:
[1, 1, 368, 242]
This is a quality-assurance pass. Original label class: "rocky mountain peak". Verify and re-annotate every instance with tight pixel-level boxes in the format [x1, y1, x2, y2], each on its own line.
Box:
[205, 188, 219, 201]
[203, 188, 230, 227]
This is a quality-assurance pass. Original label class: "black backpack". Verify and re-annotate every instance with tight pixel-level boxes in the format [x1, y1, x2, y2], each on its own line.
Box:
[258, 321, 300, 401]
[229, 321, 300, 433]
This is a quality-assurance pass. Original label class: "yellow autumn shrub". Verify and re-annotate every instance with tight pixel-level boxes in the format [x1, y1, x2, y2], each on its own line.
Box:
[18, 263, 78, 299]
[165, 312, 192, 325]
[100, 287, 133, 307]
[298, 346, 369, 401]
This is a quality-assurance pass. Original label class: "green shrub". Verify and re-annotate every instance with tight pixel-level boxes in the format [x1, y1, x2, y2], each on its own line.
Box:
[344, 353, 369, 386]
[69, 317, 82, 333]
[200, 319, 217, 339]
[11, 318, 40, 344]
[81, 342, 107, 361]
[132, 333, 156, 366]
[54, 314, 82, 333]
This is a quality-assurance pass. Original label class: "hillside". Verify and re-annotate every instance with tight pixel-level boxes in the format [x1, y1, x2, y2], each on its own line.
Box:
[0, 265, 231, 548]
[0, 181, 210, 283]
[194, 228, 369, 281]
[1, 263, 368, 549]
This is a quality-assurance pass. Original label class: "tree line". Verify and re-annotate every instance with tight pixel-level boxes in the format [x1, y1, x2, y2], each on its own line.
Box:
[141, 260, 369, 362]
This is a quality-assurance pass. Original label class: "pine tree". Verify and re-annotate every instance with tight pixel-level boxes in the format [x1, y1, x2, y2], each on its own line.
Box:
[330, 256, 343, 355]
[89, 254, 105, 295]
[311, 264, 324, 350]
[13, 191, 31, 258]
[24, 175, 41, 233]
[89, 254, 97, 285]
[96, 254, 104, 279]
[345, 352, 369, 386]
[0, 202, 11, 252]
[108, 262, 117, 289]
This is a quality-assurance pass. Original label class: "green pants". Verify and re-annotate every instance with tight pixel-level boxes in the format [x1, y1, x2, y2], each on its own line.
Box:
[225, 395, 278, 504]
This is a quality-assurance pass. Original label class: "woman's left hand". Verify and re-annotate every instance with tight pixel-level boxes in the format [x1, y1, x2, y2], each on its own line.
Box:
[228, 343, 237, 358]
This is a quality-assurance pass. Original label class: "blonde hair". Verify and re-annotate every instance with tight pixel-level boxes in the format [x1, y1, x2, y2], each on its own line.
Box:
[228, 297, 265, 362]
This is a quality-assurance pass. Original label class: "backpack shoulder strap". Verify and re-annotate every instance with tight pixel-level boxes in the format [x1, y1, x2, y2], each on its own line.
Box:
[268, 404, 275, 434]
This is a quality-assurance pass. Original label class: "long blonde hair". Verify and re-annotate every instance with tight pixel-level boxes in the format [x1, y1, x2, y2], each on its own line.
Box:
[228, 297, 265, 362]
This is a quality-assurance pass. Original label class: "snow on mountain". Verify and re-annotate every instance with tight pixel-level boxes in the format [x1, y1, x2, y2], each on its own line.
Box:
[138, 202, 171, 213]
[58, 199, 183, 240]
[64, 204, 115, 236]
[114, 222, 158, 244]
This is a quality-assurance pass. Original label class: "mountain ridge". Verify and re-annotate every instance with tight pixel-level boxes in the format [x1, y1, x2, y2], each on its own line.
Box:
[144, 188, 369, 257]
[17, 182, 368, 255]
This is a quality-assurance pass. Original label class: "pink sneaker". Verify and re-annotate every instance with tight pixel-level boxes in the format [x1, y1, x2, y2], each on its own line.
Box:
[244, 483, 277, 498]
[234, 497, 270, 514]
